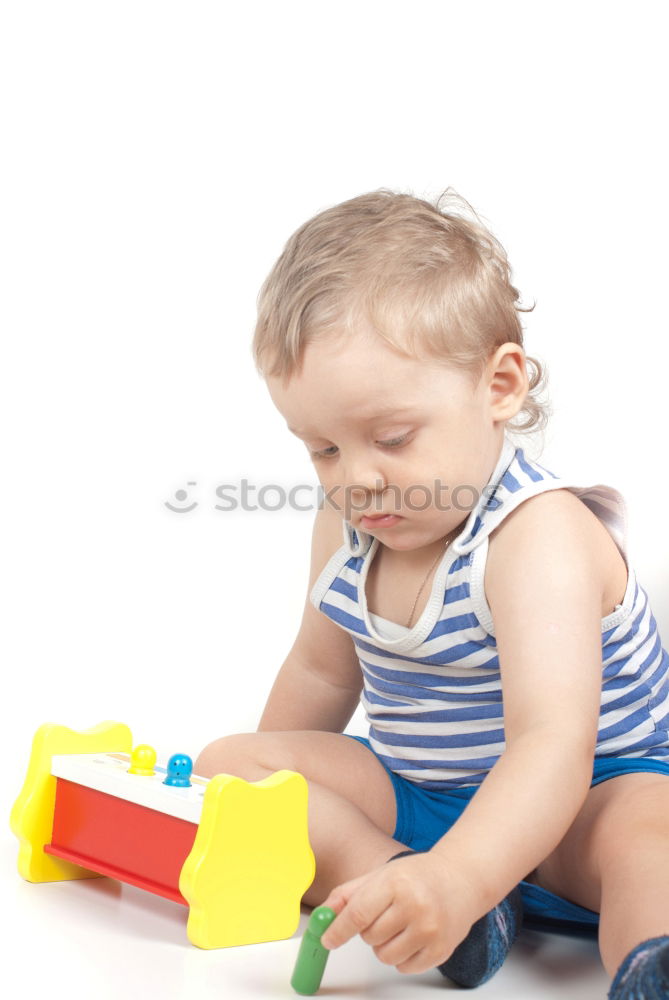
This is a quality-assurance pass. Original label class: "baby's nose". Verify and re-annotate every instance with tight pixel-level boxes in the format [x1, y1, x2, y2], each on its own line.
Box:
[347, 477, 386, 503]
[344, 479, 390, 521]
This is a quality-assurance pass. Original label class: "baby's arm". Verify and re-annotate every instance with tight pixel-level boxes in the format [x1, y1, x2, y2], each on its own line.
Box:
[430, 490, 604, 911]
[258, 502, 363, 733]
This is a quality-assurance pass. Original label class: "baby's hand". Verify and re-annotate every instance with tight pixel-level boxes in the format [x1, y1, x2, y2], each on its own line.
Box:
[319, 851, 484, 975]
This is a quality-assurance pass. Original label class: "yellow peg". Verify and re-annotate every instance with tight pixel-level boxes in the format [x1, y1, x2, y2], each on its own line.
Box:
[128, 744, 157, 776]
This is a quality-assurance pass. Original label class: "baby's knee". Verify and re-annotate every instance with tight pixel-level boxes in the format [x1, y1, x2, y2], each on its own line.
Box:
[194, 731, 281, 780]
[194, 732, 251, 777]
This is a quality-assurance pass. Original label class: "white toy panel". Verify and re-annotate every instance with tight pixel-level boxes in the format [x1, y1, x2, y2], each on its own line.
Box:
[50, 753, 210, 824]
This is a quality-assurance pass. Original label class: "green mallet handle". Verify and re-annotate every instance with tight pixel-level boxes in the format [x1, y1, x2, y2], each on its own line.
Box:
[291, 905, 337, 995]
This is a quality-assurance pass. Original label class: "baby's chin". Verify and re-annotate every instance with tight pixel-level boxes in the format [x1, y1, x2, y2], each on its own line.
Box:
[364, 520, 453, 551]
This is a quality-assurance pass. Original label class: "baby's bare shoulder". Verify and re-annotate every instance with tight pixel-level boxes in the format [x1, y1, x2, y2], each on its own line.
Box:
[486, 487, 618, 610]
[490, 487, 608, 552]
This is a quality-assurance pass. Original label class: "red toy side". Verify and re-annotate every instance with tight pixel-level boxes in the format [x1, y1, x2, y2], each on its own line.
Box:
[44, 778, 197, 904]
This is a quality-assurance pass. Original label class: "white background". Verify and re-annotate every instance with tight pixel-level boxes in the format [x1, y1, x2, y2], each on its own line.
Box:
[1, 2, 666, 997]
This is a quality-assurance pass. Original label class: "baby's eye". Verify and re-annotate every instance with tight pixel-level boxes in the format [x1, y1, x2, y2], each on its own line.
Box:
[309, 435, 410, 460]
[310, 445, 339, 459]
[378, 434, 410, 448]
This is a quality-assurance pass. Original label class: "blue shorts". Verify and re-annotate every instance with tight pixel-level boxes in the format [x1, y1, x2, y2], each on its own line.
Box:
[345, 734, 669, 937]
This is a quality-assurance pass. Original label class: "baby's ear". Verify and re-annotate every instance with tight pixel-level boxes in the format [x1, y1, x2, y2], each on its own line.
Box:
[488, 345, 528, 419]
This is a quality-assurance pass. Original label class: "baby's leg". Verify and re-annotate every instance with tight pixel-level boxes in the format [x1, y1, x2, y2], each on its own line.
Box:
[194, 731, 408, 906]
[196, 732, 521, 987]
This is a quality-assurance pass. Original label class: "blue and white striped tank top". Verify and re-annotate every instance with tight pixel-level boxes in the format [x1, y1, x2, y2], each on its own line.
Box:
[310, 435, 669, 790]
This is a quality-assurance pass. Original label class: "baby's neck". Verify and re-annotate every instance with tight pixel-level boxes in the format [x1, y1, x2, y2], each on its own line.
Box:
[378, 534, 452, 571]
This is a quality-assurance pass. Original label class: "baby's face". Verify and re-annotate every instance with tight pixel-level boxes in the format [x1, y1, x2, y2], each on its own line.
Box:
[267, 327, 509, 552]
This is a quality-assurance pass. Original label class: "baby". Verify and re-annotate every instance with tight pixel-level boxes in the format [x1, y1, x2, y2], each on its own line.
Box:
[195, 189, 669, 998]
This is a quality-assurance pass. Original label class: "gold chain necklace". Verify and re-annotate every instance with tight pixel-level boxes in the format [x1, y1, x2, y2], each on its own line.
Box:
[405, 528, 459, 629]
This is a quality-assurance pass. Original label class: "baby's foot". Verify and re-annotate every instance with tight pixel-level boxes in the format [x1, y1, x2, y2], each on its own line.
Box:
[608, 935, 669, 1000]
[386, 849, 523, 987]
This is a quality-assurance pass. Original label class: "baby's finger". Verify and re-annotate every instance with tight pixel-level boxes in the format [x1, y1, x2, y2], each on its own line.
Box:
[359, 904, 407, 948]
[320, 873, 370, 916]
[372, 928, 424, 971]
[395, 945, 439, 976]
[321, 884, 393, 950]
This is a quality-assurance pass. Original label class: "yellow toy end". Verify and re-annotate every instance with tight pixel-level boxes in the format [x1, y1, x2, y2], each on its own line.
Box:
[180, 769, 315, 949]
[10, 721, 133, 883]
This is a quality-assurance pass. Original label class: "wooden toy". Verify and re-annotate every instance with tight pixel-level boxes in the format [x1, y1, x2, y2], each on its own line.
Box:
[10, 721, 315, 949]
[291, 905, 336, 995]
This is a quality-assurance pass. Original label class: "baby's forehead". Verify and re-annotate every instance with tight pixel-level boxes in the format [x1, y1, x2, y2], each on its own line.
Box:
[287, 403, 423, 437]
[267, 333, 478, 433]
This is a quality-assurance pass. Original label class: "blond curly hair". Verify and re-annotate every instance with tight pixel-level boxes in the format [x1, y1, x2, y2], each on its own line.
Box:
[252, 187, 550, 436]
